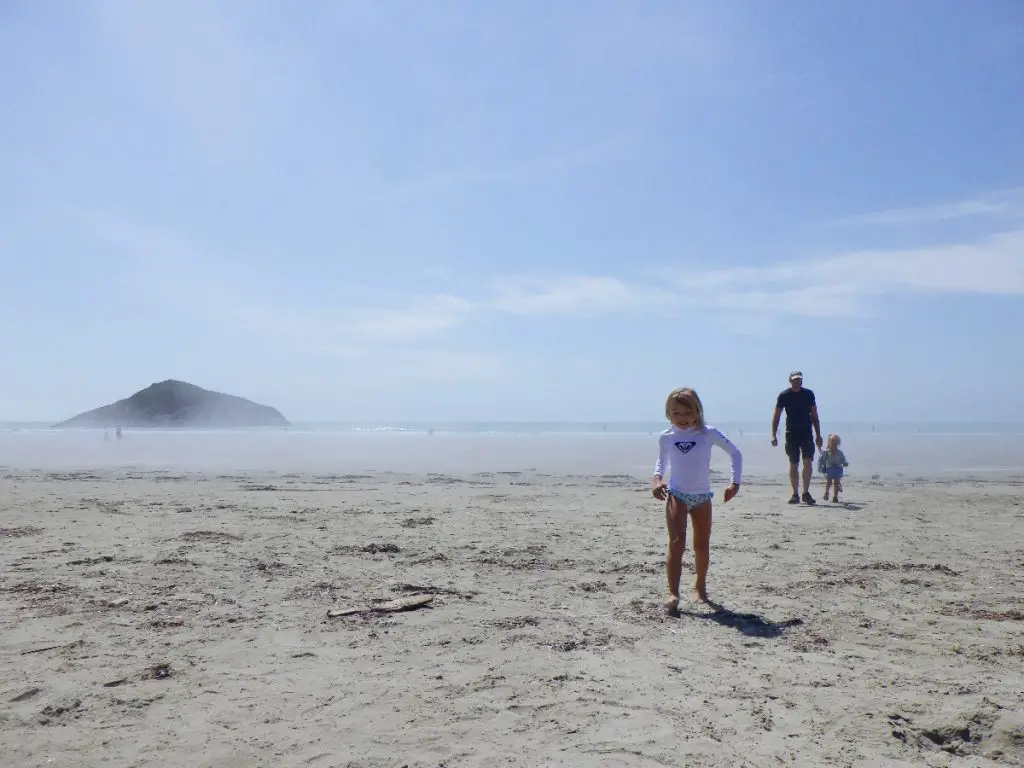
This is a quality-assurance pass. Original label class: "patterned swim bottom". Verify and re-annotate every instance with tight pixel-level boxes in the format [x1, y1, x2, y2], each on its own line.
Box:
[668, 489, 713, 509]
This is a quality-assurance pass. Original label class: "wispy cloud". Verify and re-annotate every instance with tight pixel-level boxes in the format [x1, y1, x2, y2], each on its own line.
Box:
[491, 275, 666, 316]
[383, 136, 638, 198]
[827, 187, 1024, 227]
[682, 230, 1024, 300]
[78, 206, 1024, 362]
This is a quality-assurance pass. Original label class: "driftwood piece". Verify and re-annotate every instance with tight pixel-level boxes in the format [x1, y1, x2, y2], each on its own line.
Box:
[20, 642, 77, 656]
[326, 594, 434, 619]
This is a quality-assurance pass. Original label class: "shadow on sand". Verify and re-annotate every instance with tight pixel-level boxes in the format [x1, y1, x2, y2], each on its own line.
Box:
[675, 600, 804, 638]
[822, 500, 864, 511]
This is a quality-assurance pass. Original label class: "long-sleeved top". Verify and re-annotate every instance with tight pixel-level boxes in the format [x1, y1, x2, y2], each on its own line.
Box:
[818, 449, 849, 473]
[653, 425, 743, 494]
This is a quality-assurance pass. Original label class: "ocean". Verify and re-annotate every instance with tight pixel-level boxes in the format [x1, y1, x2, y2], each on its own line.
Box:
[1, 421, 1022, 478]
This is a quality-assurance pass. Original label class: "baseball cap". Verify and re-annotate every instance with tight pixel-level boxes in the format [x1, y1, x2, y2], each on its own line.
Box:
[789, 370, 803, 380]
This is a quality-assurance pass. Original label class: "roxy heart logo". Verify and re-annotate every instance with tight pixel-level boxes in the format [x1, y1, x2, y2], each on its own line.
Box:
[674, 440, 697, 455]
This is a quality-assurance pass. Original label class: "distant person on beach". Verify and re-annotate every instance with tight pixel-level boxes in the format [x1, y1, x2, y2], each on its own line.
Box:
[651, 388, 742, 614]
[115, 425, 123, 440]
[817, 433, 849, 502]
[771, 371, 823, 504]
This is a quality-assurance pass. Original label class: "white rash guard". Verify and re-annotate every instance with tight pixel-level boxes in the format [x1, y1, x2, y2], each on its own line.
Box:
[653, 425, 743, 494]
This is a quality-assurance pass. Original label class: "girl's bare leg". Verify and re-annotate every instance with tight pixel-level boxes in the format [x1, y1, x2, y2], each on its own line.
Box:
[689, 500, 713, 603]
[824, 478, 832, 499]
[664, 495, 688, 613]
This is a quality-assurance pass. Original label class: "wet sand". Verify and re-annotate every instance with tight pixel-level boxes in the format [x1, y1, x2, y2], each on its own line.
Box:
[2, 469, 1023, 767]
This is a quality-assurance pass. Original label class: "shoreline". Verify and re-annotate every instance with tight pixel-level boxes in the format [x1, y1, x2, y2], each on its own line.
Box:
[2, 429, 1024, 479]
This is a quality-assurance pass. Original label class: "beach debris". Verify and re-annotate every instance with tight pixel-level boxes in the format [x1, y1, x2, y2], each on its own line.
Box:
[488, 615, 540, 630]
[390, 582, 476, 599]
[409, 552, 449, 565]
[103, 678, 129, 688]
[20, 640, 81, 656]
[38, 697, 83, 725]
[330, 542, 402, 556]
[252, 559, 289, 576]
[863, 561, 960, 576]
[362, 542, 401, 554]
[180, 530, 242, 543]
[326, 594, 434, 618]
[149, 663, 172, 680]
[68, 555, 115, 566]
[950, 608, 1024, 622]
[10, 687, 41, 702]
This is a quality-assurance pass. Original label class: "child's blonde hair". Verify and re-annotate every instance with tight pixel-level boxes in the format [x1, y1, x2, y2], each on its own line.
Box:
[664, 387, 706, 430]
[827, 432, 841, 450]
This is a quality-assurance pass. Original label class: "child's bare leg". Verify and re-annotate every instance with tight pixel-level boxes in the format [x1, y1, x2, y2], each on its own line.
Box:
[664, 496, 688, 613]
[835, 479, 842, 499]
[824, 478, 832, 498]
[689, 501, 713, 603]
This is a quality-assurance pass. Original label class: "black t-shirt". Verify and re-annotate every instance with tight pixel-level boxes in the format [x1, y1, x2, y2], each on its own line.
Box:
[776, 387, 816, 433]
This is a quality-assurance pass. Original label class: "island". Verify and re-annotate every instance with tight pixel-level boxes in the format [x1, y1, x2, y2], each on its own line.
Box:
[54, 380, 290, 429]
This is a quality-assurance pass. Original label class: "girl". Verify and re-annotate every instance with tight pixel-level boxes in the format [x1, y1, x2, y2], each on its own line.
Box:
[817, 433, 849, 502]
[652, 388, 742, 614]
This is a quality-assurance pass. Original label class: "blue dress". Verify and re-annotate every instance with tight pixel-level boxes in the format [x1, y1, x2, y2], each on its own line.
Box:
[818, 449, 848, 479]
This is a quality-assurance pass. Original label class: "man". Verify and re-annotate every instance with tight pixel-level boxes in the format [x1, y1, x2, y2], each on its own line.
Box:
[771, 371, 823, 505]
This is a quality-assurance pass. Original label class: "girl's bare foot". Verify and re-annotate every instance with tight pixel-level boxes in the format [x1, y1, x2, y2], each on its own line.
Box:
[664, 594, 680, 615]
[694, 582, 710, 603]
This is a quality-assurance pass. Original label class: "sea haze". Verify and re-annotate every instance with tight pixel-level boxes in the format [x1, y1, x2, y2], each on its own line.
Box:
[0, 422, 1022, 478]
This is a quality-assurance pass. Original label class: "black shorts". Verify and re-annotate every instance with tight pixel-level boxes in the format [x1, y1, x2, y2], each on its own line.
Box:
[784, 430, 815, 464]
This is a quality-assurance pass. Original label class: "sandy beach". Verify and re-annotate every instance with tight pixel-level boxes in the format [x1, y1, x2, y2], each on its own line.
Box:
[2, 466, 1023, 767]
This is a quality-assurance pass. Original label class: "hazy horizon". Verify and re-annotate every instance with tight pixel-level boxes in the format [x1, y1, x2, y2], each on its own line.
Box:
[2, 426, 1022, 477]
[5, 417, 1024, 433]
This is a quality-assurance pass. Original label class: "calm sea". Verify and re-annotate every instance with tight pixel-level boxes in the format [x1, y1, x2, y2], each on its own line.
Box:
[0, 422, 1022, 478]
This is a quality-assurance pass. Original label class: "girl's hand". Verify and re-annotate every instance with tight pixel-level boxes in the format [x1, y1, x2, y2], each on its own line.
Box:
[652, 483, 668, 501]
[723, 483, 739, 503]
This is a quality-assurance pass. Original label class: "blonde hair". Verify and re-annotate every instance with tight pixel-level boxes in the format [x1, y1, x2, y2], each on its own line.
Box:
[664, 387, 706, 430]
[827, 432, 841, 451]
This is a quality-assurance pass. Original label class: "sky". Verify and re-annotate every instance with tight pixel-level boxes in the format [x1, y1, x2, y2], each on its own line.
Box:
[2, 0, 1023, 424]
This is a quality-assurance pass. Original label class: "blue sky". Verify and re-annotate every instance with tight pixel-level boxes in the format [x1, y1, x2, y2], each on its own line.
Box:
[2, 0, 1023, 423]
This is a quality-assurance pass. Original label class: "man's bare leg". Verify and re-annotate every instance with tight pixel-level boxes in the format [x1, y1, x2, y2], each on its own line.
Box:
[788, 462, 799, 495]
[802, 458, 813, 494]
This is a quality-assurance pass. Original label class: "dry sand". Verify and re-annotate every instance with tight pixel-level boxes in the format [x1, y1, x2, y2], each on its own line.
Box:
[2, 468, 1023, 767]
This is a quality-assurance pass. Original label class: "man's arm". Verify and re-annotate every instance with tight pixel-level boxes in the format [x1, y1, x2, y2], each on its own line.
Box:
[810, 405, 822, 445]
[771, 406, 782, 445]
